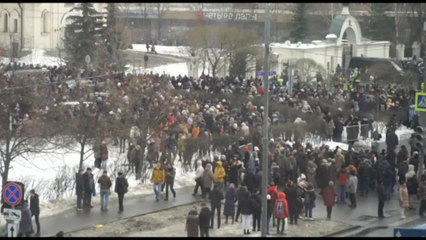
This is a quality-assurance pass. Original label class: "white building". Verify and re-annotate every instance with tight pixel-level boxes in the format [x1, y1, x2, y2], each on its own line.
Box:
[270, 5, 390, 77]
[0, 3, 105, 53]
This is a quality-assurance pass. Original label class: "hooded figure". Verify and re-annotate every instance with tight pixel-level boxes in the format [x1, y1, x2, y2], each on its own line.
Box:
[224, 183, 238, 223]
[202, 163, 215, 199]
[284, 180, 299, 225]
[241, 122, 250, 136]
[405, 164, 418, 209]
[193, 160, 204, 196]
[274, 192, 289, 234]
[18, 201, 34, 237]
[186, 206, 199, 237]
[214, 161, 226, 191]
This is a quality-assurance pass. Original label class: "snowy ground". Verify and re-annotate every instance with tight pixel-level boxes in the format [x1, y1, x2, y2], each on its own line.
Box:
[68, 203, 352, 237]
[125, 62, 188, 77]
[1, 122, 411, 222]
[0, 139, 195, 227]
[131, 44, 190, 58]
[0, 49, 64, 67]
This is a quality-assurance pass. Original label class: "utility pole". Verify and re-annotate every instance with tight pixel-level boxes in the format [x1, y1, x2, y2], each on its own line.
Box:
[261, 3, 271, 238]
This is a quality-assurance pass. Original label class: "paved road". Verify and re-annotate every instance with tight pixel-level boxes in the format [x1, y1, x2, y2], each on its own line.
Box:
[36, 181, 422, 237]
[40, 186, 201, 237]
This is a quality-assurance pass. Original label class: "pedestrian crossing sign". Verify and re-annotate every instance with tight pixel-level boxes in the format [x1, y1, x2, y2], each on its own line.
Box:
[415, 92, 426, 112]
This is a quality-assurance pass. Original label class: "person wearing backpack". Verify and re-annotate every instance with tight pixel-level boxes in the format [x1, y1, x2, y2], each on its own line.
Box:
[274, 191, 289, 235]
[115, 171, 129, 213]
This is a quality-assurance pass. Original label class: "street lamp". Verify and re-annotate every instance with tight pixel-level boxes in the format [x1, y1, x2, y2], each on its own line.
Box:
[260, 3, 271, 238]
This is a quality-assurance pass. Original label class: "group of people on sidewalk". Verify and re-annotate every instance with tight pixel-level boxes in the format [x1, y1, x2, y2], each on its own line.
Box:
[75, 167, 129, 213]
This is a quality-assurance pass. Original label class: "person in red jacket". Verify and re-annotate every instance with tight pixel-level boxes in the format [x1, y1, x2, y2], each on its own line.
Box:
[267, 183, 278, 227]
[322, 181, 337, 220]
[274, 191, 289, 235]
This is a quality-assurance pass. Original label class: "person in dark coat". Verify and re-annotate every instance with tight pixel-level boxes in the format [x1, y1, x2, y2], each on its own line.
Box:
[303, 183, 316, 219]
[317, 159, 330, 194]
[83, 167, 95, 209]
[198, 202, 211, 237]
[228, 158, 242, 188]
[115, 171, 129, 213]
[210, 185, 224, 229]
[386, 129, 399, 153]
[284, 180, 299, 225]
[397, 145, 409, 168]
[244, 168, 256, 193]
[235, 185, 248, 222]
[164, 162, 176, 201]
[29, 189, 40, 236]
[224, 183, 238, 224]
[251, 190, 262, 232]
[75, 168, 84, 210]
[377, 180, 386, 218]
[333, 116, 344, 142]
[186, 206, 199, 237]
[239, 191, 253, 235]
[18, 201, 33, 237]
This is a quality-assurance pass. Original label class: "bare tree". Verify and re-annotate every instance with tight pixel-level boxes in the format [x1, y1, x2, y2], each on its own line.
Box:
[185, 25, 260, 78]
[291, 58, 326, 83]
[154, 3, 168, 42]
[0, 73, 59, 190]
[403, 3, 426, 54]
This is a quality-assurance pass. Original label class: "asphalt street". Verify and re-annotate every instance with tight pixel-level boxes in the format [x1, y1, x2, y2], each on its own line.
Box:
[35, 182, 423, 237]
[40, 186, 200, 237]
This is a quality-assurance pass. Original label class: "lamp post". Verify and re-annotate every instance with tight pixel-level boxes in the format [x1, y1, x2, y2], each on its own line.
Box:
[260, 3, 271, 237]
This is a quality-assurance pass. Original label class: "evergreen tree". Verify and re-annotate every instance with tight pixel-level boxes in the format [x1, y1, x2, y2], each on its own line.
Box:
[64, 3, 104, 69]
[290, 3, 308, 42]
[366, 3, 395, 41]
[103, 3, 126, 72]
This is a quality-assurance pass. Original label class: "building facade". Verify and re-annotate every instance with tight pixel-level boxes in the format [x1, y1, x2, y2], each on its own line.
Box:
[0, 3, 105, 54]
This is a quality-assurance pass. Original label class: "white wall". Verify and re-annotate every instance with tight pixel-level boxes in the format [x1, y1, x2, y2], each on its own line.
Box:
[0, 3, 106, 51]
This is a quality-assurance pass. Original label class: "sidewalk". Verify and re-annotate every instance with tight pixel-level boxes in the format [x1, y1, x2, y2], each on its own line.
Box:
[40, 186, 199, 237]
[39, 185, 419, 237]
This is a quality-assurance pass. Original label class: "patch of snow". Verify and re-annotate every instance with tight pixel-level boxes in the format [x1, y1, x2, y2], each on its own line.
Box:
[0, 49, 64, 67]
[126, 62, 188, 77]
[131, 44, 190, 58]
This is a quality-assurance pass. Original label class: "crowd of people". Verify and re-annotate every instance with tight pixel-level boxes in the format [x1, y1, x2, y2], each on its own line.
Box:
[1, 57, 424, 237]
[183, 130, 426, 236]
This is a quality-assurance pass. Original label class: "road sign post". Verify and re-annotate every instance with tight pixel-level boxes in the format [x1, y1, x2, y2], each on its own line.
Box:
[2, 181, 24, 209]
[7, 222, 19, 238]
[3, 208, 22, 221]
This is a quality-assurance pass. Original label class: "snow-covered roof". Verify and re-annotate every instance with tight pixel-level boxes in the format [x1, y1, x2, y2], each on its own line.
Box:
[270, 42, 336, 49]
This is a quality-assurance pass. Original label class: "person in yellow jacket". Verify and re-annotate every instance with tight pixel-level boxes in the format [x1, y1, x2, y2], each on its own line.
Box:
[151, 162, 165, 201]
[192, 123, 201, 138]
[214, 161, 226, 192]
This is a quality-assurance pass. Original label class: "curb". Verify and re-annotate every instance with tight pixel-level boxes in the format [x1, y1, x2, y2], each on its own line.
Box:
[64, 199, 204, 236]
[323, 225, 362, 237]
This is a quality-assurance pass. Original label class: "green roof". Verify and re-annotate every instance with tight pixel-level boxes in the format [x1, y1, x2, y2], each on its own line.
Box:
[329, 15, 349, 37]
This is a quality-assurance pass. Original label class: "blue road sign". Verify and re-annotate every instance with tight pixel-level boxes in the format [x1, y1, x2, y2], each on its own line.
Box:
[257, 71, 276, 76]
[415, 92, 426, 112]
[2, 182, 23, 207]
[394, 228, 426, 237]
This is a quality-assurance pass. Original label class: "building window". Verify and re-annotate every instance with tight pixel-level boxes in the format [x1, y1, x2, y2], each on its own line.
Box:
[13, 19, 17, 32]
[3, 13, 8, 32]
[41, 11, 49, 33]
